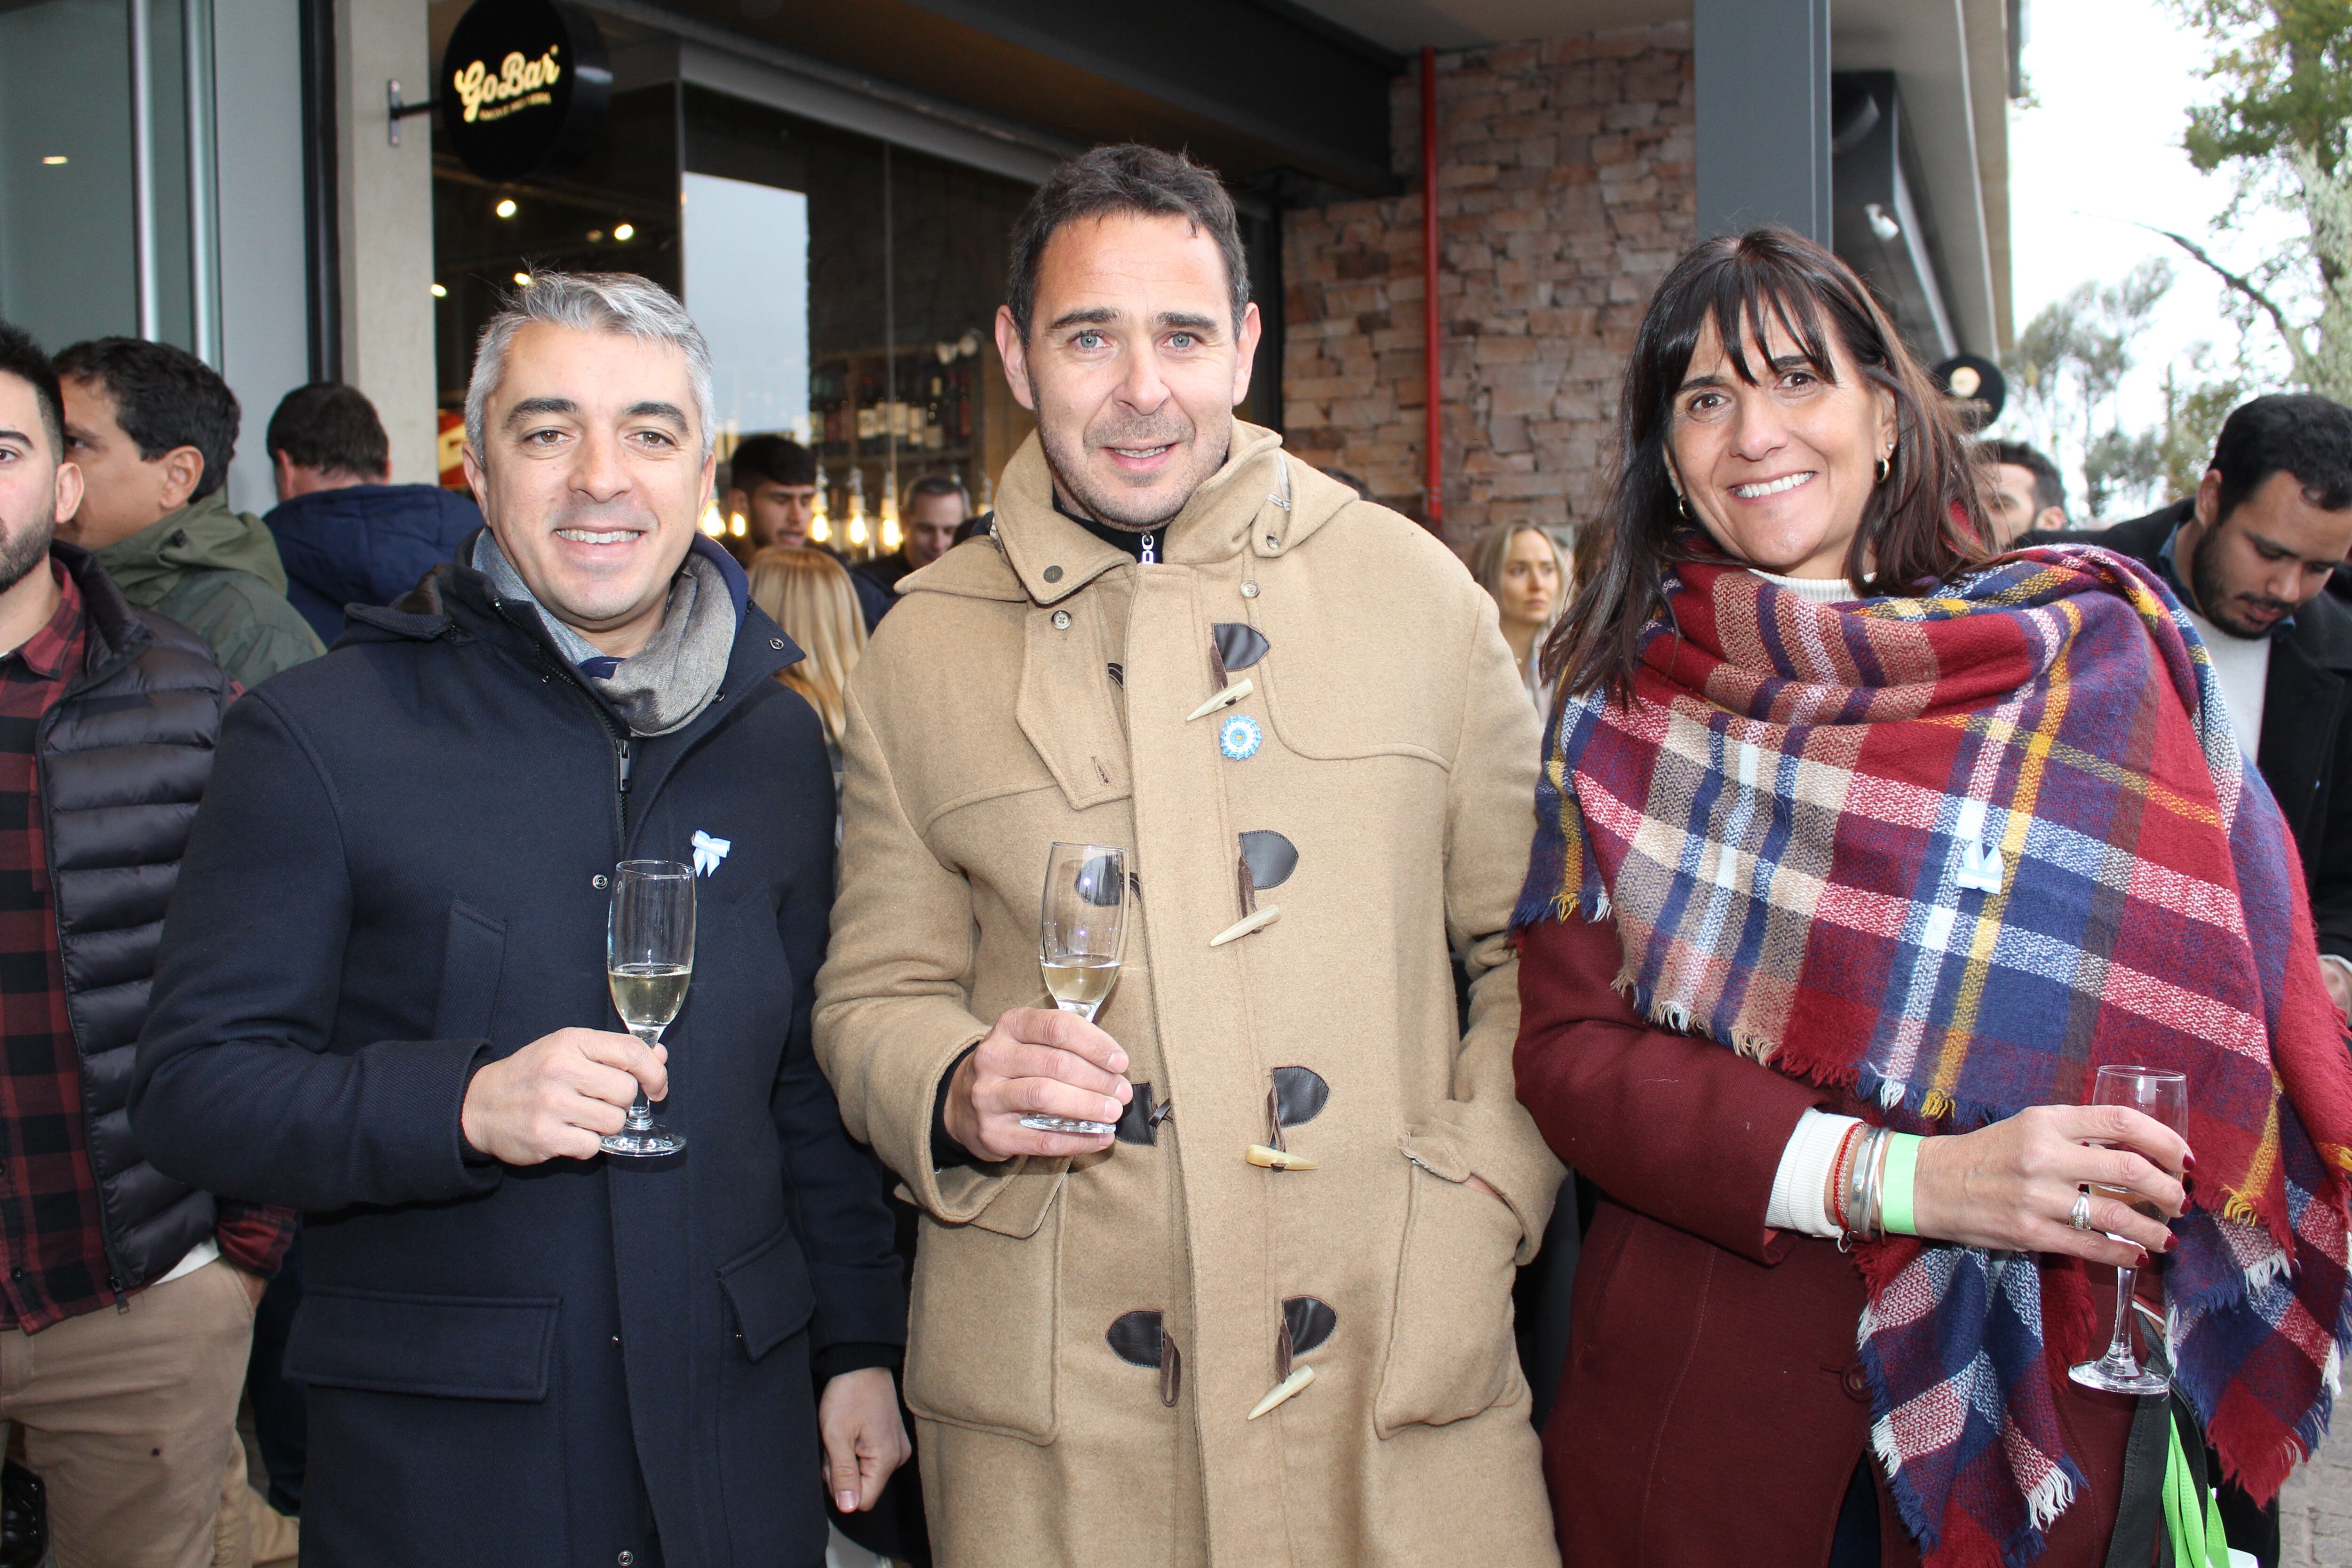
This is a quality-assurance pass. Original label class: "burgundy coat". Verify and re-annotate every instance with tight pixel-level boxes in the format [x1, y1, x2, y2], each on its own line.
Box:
[1515, 912, 2144, 1568]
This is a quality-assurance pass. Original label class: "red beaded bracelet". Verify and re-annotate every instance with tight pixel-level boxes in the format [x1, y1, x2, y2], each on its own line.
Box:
[1827, 1121, 1864, 1234]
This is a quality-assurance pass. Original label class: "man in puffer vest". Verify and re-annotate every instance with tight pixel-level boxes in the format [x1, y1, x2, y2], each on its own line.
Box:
[0, 321, 293, 1567]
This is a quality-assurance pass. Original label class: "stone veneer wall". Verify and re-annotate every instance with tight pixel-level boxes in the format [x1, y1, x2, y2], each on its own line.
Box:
[1281, 25, 1696, 548]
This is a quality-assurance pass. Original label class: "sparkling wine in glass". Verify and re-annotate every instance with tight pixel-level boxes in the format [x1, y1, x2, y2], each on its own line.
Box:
[2068, 1065, 2188, 1396]
[602, 859, 693, 1158]
[1021, 842, 1128, 1137]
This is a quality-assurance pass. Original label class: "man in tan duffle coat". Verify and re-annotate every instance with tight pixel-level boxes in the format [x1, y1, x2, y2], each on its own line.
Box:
[814, 144, 1563, 1568]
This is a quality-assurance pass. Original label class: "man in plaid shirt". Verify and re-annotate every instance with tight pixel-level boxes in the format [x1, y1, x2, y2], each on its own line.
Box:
[0, 318, 294, 1566]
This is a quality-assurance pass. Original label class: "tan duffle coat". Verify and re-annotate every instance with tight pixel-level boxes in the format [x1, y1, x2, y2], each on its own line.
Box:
[813, 424, 1563, 1568]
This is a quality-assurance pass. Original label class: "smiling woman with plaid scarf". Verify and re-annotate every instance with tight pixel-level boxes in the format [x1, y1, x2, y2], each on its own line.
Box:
[1513, 229, 2352, 1568]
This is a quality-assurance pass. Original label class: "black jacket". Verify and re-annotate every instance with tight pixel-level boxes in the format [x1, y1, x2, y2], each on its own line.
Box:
[130, 541, 903, 1568]
[37, 543, 249, 1289]
[2050, 502, 2352, 957]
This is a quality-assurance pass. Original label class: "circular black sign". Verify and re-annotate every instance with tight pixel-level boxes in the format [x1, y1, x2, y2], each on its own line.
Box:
[1932, 353, 2008, 429]
[439, 0, 611, 184]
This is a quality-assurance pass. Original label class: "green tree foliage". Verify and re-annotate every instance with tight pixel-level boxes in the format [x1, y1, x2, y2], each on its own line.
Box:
[2183, 1, 2352, 177]
[2002, 261, 2179, 518]
[2169, 0, 2352, 398]
[2157, 362, 2248, 497]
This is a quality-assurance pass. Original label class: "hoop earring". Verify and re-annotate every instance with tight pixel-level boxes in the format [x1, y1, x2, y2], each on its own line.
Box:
[1874, 455, 1891, 484]
[1675, 491, 1694, 521]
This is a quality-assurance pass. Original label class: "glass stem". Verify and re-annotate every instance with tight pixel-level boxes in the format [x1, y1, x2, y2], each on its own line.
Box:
[2104, 1265, 2140, 1365]
[625, 1027, 661, 1130]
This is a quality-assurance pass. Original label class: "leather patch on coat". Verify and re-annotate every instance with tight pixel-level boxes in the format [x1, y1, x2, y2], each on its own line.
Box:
[1108, 1310, 1164, 1367]
[1107, 1310, 1183, 1406]
[1282, 1296, 1337, 1359]
[1115, 1082, 1159, 1146]
[1239, 830, 1297, 891]
[1271, 1066, 1329, 1129]
[1209, 622, 1271, 686]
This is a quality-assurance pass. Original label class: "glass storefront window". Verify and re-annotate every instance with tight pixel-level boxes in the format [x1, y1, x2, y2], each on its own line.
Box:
[0, 0, 215, 355]
[428, 40, 1040, 533]
[680, 81, 1035, 539]
[683, 170, 809, 447]
[431, 75, 683, 415]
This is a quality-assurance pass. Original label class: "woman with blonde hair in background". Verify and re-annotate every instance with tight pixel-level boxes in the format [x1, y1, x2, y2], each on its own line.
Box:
[1470, 520, 1570, 722]
[748, 545, 868, 787]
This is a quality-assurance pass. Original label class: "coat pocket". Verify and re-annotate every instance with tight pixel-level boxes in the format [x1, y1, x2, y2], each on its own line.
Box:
[432, 899, 507, 1043]
[284, 1288, 558, 1401]
[719, 1223, 817, 1361]
[902, 1198, 1059, 1443]
[1373, 1160, 1525, 1435]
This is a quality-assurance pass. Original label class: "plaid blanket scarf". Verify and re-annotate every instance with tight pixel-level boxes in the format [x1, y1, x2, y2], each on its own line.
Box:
[1513, 545, 2352, 1568]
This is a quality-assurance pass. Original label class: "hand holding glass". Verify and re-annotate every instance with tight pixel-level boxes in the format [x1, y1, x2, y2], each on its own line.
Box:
[1020, 843, 1128, 1137]
[2067, 1066, 2188, 1396]
[603, 860, 693, 1158]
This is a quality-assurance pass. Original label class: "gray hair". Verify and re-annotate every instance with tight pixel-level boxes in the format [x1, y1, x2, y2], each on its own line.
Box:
[463, 271, 716, 462]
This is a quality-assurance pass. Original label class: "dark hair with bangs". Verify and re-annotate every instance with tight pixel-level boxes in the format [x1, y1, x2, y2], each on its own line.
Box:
[1546, 227, 1986, 699]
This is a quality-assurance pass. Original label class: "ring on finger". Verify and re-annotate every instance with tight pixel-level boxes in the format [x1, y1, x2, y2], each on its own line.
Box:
[2069, 1186, 2093, 1231]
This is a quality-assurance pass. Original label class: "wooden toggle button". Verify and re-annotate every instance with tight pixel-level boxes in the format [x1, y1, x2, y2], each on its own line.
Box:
[1210, 905, 1280, 947]
[1247, 1364, 1315, 1419]
[1186, 678, 1253, 721]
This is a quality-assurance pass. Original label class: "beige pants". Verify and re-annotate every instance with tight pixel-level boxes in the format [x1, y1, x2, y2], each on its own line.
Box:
[0, 1260, 254, 1568]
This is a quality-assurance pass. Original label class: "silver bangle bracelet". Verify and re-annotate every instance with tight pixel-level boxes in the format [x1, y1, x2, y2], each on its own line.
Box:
[1862, 1124, 1893, 1241]
[1844, 1126, 1882, 1242]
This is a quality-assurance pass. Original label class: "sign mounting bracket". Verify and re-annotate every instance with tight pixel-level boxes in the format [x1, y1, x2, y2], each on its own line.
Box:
[388, 80, 435, 147]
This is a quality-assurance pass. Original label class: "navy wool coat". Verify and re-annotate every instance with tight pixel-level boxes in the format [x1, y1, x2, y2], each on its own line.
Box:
[130, 543, 904, 1568]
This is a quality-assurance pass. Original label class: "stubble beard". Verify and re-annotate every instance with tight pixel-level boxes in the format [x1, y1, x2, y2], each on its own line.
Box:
[2189, 526, 2294, 640]
[0, 498, 56, 599]
[1040, 408, 1226, 533]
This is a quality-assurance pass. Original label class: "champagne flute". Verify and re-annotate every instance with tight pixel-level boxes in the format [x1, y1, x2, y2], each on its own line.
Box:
[1020, 842, 1128, 1137]
[601, 859, 693, 1158]
[2068, 1065, 2188, 1395]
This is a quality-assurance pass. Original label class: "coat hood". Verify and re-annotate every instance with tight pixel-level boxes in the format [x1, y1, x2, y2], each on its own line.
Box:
[901, 422, 1363, 607]
[95, 490, 291, 600]
[265, 484, 482, 629]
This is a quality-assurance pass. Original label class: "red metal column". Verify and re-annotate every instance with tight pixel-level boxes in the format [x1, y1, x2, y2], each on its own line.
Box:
[1421, 44, 1443, 532]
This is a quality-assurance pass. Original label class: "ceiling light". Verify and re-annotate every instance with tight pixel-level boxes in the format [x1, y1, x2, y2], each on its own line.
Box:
[514, 271, 532, 287]
[588, 229, 604, 242]
[613, 222, 635, 241]
[40, 156, 66, 166]
[495, 198, 517, 218]
[430, 282, 447, 298]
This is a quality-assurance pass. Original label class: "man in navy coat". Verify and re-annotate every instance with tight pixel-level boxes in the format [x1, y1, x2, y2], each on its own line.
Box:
[261, 380, 484, 645]
[129, 272, 908, 1567]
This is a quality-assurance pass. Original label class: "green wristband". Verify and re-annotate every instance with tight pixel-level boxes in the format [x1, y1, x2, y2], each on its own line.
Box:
[1881, 1133, 1923, 1237]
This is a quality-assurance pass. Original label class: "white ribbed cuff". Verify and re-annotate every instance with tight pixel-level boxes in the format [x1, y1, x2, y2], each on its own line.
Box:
[1767, 1107, 1861, 1239]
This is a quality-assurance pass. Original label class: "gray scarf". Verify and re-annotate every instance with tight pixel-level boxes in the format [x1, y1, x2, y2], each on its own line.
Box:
[473, 533, 736, 736]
